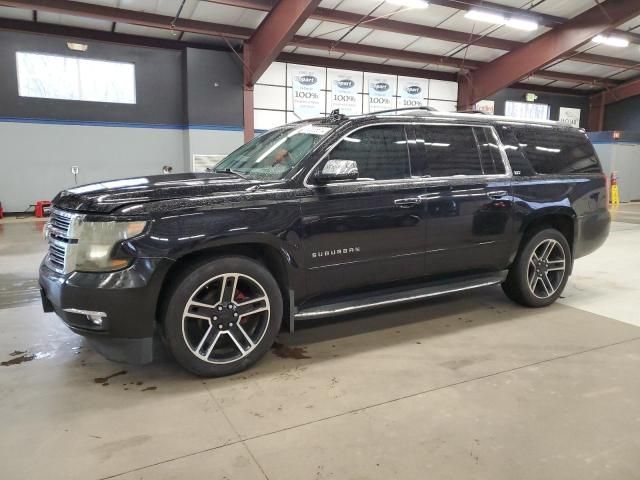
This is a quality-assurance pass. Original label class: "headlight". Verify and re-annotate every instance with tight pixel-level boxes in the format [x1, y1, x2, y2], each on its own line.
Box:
[72, 220, 147, 272]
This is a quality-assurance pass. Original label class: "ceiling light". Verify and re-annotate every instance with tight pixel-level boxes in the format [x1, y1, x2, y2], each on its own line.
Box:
[592, 34, 629, 48]
[466, 9, 538, 31]
[385, 0, 429, 8]
[67, 42, 88, 52]
[506, 17, 539, 31]
[465, 9, 506, 25]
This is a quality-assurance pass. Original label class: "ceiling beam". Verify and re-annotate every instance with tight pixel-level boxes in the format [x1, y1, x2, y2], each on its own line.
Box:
[0, 0, 253, 38]
[0, 17, 237, 51]
[458, 0, 640, 108]
[278, 52, 457, 82]
[244, 0, 321, 86]
[591, 74, 640, 106]
[290, 36, 482, 70]
[206, 0, 640, 72]
[289, 37, 619, 88]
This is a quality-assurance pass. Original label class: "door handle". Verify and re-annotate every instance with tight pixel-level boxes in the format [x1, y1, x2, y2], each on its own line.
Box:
[487, 190, 508, 200]
[394, 198, 421, 208]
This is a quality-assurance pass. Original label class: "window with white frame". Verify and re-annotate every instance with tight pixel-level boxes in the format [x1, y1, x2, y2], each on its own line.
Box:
[505, 101, 550, 121]
[16, 52, 136, 104]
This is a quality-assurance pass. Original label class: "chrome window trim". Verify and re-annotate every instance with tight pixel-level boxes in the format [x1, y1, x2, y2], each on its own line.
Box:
[303, 121, 513, 189]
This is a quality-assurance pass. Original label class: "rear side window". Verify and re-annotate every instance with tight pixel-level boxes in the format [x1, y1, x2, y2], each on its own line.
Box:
[413, 125, 483, 177]
[412, 125, 506, 177]
[512, 127, 601, 174]
[328, 125, 410, 180]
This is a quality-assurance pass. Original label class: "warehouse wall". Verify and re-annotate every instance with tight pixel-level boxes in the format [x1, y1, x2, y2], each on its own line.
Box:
[486, 87, 590, 129]
[604, 95, 640, 131]
[0, 31, 245, 212]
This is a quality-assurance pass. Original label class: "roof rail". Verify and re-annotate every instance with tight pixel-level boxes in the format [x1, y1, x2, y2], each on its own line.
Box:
[371, 106, 439, 115]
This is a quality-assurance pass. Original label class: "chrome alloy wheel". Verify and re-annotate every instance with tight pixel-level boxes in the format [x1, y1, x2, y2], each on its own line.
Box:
[527, 239, 566, 299]
[181, 273, 270, 364]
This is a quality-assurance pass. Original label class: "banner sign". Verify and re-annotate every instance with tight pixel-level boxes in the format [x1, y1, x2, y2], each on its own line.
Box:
[330, 73, 360, 116]
[475, 100, 495, 115]
[398, 78, 426, 109]
[559, 107, 581, 127]
[368, 75, 395, 113]
[291, 67, 323, 120]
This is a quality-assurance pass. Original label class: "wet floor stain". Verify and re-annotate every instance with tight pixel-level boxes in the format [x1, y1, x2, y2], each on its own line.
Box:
[1, 352, 36, 366]
[0, 274, 41, 310]
[141, 386, 157, 392]
[94, 370, 128, 384]
[272, 342, 311, 360]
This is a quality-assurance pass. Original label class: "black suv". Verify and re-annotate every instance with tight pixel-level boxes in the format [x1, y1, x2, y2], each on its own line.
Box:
[40, 108, 610, 376]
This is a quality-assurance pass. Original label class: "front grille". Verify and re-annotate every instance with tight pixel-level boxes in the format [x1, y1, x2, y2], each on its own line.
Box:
[45, 209, 79, 273]
[50, 210, 72, 234]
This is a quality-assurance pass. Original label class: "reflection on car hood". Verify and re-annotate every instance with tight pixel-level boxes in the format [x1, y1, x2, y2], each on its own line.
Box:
[53, 173, 259, 214]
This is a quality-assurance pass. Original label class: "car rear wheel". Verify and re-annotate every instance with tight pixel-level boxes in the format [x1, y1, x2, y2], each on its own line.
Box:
[502, 228, 571, 308]
[163, 256, 283, 377]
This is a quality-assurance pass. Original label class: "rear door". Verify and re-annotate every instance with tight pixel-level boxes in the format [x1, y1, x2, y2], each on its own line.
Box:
[412, 124, 514, 276]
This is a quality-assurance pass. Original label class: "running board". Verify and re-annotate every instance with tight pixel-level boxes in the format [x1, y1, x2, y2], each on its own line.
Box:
[294, 271, 508, 321]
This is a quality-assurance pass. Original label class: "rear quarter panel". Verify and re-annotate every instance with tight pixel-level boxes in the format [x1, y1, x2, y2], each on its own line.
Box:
[511, 173, 609, 261]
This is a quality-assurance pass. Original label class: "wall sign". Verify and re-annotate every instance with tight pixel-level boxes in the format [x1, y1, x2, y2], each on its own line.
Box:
[475, 100, 495, 115]
[330, 72, 360, 116]
[291, 66, 323, 120]
[559, 107, 581, 127]
[368, 75, 395, 113]
[398, 78, 427, 109]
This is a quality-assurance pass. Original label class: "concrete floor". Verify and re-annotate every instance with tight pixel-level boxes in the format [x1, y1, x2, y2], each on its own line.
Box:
[1, 206, 640, 480]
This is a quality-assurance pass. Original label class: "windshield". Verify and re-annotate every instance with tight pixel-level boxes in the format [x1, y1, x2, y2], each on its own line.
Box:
[215, 124, 333, 180]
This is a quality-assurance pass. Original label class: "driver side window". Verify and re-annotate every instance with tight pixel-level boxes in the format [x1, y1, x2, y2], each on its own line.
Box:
[328, 125, 411, 181]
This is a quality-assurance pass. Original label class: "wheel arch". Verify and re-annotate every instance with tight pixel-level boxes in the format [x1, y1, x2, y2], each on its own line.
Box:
[155, 241, 296, 327]
[518, 208, 577, 273]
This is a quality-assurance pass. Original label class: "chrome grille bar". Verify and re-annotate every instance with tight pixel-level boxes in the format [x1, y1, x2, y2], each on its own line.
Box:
[45, 209, 81, 274]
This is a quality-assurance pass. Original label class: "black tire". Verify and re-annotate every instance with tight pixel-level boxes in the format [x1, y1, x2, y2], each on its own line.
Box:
[163, 256, 283, 377]
[502, 228, 571, 308]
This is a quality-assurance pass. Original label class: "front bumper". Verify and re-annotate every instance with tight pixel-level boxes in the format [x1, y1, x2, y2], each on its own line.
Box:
[39, 257, 172, 364]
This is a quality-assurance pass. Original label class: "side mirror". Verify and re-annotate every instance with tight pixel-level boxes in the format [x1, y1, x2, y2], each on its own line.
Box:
[315, 159, 359, 184]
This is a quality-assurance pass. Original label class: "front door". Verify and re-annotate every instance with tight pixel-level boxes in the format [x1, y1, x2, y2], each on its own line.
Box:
[299, 124, 428, 299]
[412, 124, 514, 276]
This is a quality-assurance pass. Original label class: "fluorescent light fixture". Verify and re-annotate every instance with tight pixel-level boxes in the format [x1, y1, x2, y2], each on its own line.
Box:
[386, 0, 429, 8]
[506, 17, 538, 31]
[66, 42, 88, 52]
[465, 9, 506, 24]
[592, 34, 629, 48]
[466, 9, 538, 31]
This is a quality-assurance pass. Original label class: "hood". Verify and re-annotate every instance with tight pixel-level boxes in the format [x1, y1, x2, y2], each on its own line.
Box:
[53, 173, 259, 214]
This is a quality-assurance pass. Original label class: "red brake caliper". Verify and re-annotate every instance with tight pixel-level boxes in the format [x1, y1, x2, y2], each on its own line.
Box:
[234, 290, 248, 323]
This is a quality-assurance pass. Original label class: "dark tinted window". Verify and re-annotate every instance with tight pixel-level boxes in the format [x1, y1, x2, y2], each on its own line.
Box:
[495, 126, 535, 176]
[414, 125, 482, 177]
[512, 126, 601, 174]
[328, 125, 410, 180]
[474, 127, 506, 175]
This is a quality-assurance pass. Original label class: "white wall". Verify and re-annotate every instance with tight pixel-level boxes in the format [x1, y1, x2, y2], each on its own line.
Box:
[0, 121, 245, 212]
[594, 142, 640, 203]
[253, 61, 458, 131]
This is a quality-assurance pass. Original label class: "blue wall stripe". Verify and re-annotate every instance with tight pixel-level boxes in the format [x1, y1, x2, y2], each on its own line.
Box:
[0, 116, 244, 132]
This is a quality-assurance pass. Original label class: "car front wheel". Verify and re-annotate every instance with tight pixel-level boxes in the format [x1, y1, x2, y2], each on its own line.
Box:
[163, 256, 283, 377]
